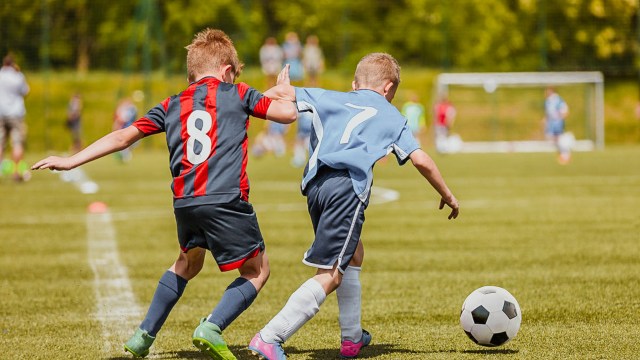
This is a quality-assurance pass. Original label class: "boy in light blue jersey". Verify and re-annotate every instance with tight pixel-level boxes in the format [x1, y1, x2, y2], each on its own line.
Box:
[248, 53, 459, 360]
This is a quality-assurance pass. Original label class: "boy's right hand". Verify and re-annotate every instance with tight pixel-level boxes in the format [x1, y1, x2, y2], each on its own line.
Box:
[277, 64, 291, 86]
[439, 196, 459, 220]
[31, 156, 73, 171]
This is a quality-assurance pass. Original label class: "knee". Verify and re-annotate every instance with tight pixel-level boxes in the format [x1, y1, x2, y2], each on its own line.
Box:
[315, 270, 343, 294]
[240, 256, 270, 292]
[173, 257, 203, 280]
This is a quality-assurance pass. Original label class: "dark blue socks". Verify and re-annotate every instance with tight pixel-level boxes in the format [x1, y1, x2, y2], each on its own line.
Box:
[140, 270, 188, 336]
[207, 277, 258, 331]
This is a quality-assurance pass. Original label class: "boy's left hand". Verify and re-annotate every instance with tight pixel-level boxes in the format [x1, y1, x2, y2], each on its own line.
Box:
[277, 64, 291, 86]
[31, 156, 73, 171]
[439, 197, 459, 220]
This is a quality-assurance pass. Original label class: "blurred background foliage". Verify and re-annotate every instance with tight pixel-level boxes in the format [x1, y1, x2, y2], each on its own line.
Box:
[1, 0, 639, 152]
[1, 0, 639, 75]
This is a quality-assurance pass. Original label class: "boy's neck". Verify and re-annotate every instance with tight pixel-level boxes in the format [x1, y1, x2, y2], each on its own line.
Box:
[194, 73, 223, 83]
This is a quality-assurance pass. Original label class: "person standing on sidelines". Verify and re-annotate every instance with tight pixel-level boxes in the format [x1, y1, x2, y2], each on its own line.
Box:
[302, 35, 324, 87]
[260, 37, 284, 89]
[66, 92, 83, 153]
[112, 97, 139, 162]
[248, 54, 459, 360]
[543, 87, 572, 164]
[0, 54, 30, 181]
[401, 92, 426, 144]
[433, 93, 456, 153]
[291, 109, 312, 168]
[282, 32, 303, 84]
[32, 28, 297, 360]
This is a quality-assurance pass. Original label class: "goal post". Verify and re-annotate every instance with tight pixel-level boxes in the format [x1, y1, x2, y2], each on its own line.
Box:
[433, 72, 604, 153]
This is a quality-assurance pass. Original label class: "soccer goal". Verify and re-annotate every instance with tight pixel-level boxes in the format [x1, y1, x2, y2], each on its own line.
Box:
[433, 72, 604, 153]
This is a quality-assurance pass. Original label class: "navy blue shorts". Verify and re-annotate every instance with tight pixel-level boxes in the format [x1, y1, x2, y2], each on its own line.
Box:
[174, 198, 264, 272]
[304, 168, 366, 274]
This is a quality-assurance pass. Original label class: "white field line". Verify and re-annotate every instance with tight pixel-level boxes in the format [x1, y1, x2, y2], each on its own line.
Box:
[86, 211, 142, 354]
[56, 167, 100, 194]
[56, 167, 143, 355]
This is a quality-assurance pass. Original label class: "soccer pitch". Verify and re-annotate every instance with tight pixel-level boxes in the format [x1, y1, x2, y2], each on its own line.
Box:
[1, 146, 639, 359]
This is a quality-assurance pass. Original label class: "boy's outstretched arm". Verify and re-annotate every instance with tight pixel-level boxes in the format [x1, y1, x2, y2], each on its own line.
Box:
[32, 126, 144, 171]
[409, 149, 459, 219]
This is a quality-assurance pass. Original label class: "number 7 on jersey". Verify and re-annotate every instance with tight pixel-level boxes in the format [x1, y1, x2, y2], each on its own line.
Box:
[340, 103, 378, 144]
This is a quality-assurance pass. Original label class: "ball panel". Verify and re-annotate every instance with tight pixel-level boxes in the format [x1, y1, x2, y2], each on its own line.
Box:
[486, 311, 509, 333]
[490, 331, 510, 346]
[470, 324, 494, 345]
[506, 314, 522, 338]
[460, 310, 475, 332]
[503, 300, 518, 319]
[482, 293, 506, 312]
[471, 305, 490, 324]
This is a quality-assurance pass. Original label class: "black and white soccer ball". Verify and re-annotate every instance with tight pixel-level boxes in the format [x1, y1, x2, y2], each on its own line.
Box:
[460, 286, 521, 347]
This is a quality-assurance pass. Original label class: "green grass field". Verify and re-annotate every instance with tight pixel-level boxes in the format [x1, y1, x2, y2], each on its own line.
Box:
[1, 146, 639, 359]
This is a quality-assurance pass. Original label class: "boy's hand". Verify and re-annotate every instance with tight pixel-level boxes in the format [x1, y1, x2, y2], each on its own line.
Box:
[277, 64, 291, 86]
[31, 156, 74, 171]
[439, 196, 459, 220]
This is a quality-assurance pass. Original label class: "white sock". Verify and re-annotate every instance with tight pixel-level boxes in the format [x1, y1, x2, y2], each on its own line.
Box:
[337, 266, 362, 342]
[260, 278, 326, 343]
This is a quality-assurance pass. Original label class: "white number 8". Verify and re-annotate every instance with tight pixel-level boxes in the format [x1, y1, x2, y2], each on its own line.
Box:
[186, 110, 213, 165]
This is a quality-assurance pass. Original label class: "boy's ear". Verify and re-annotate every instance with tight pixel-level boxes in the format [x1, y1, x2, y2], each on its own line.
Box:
[221, 64, 234, 80]
[352, 80, 358, 91]
[383, 81, 394, 95]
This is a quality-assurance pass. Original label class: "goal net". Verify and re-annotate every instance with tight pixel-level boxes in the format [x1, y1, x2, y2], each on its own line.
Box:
[433, 72, 604, 153]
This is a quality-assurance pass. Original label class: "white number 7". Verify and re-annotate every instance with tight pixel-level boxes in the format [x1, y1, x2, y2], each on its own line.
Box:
[340, 103, 378, 144]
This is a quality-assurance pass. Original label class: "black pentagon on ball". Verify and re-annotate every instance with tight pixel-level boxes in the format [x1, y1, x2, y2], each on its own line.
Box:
[502, 300, 518, 319]
[471, 305, 490, 324]
[465, 330, 479, 344]
[490, 331, 510, 346]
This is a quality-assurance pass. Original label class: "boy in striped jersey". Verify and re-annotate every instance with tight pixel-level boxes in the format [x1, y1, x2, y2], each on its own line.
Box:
[32, 28, 297, 359]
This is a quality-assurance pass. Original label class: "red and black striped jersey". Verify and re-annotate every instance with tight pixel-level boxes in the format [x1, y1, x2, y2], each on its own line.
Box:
[133, 77, 272, 208]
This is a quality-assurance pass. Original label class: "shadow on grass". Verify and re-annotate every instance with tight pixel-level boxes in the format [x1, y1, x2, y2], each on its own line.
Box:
[462, 349, 519, 355]
[106, 344, 519, 359]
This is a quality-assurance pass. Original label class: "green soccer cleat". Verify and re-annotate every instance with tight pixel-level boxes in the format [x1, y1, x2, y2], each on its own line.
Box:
[1, 160, 14, 177]
[192, 318, 237, 360]
[124, 328, 155, 358]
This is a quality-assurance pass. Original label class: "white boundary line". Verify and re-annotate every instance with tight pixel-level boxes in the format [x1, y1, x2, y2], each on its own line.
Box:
[86, 211, 142, 354]
[57, 167, 144, 356]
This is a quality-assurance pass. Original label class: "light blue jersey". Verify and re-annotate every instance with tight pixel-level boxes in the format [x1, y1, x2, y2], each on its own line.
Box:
[544, 93, 568, 136]
[296, 87, 420, 202]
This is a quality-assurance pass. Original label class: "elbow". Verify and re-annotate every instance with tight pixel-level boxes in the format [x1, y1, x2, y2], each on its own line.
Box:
[112, 128, 137, 150]
[285, 108, 298, 124]
[410, 150, 435, 170]
[278, 105, 298, 124]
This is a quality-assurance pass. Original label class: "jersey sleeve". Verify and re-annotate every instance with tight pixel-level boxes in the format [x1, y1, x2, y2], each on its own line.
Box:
[391, 124, 421, 165]
[132, 97, 170, 136]
[237, 82, 272, 119]
[295, 87, 326, 111]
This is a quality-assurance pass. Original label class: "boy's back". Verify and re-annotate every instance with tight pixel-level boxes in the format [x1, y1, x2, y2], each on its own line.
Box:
[296, 87, 419, 201]
[134, 77, 272, 207]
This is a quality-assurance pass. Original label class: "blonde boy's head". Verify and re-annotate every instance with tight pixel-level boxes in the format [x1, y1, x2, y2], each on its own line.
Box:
[353, 53, 401, 89]
[186, 28, 244, 82]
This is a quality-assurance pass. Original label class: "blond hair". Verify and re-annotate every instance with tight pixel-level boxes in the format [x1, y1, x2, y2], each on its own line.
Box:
[185, 28, 244, 82]
[354, 53, 401, 88]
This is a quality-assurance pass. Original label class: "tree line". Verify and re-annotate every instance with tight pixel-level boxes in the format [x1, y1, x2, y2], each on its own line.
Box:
[1, 0, 637, 75]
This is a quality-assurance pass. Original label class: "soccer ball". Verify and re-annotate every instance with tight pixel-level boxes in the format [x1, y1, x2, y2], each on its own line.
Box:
[460, 286, 521, 347]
